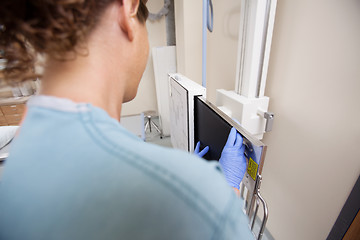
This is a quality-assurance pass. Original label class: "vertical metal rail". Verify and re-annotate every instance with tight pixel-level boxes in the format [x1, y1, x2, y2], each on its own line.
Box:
[165, 0, 176, 46]
[236, 0, 250, 95]
[251, 197, 260, 231]
[255, 0, 272, 98]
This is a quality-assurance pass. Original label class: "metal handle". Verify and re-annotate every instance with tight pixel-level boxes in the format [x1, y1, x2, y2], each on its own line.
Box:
[254, 176, 269, 240]
[242, 175, 269, 240]
[256, 191, 269, 240]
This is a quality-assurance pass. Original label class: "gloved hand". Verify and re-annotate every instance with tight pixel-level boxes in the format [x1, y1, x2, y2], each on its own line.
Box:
[194, 141, 209, 158]
[219, 127, 246, 189]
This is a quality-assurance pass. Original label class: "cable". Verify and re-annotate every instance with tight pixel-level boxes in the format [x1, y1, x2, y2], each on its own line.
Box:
[202, 0, 214, 87]
[207, 0, 213, 32]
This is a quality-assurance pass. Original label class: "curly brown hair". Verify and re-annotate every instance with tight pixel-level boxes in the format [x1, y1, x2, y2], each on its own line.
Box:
[0, 0, 148, 86]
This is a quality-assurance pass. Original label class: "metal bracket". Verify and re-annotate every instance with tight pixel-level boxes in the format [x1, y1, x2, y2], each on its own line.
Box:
[264, 112, 274, 132]
[257, 109, 274, 132]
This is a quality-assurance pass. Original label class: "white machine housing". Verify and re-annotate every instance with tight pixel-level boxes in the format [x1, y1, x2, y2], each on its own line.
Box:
[169, 74, 206, 152]
[216, 89, 269, 140]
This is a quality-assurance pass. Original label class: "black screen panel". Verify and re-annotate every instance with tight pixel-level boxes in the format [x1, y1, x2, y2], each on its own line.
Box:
[194, 96, 232, 161]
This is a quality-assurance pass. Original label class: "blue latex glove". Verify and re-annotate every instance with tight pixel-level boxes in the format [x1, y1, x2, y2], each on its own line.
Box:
[219, 127, 246, 189]
[194, 141, 209, 158]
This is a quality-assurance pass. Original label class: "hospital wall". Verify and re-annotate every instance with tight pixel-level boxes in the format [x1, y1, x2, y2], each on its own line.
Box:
[261, 1, 360, 239]
[121, 0, 166, 116]
[175, 0, 360, 240]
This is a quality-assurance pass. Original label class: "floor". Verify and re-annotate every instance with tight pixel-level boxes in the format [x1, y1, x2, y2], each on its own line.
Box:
[120, 114, 172, 148]
[144, 117, 172, 148]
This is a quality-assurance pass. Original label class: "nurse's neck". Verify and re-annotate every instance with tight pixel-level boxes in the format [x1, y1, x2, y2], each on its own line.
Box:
[40, 27, 131, 122]
[41, 53, 125, 122]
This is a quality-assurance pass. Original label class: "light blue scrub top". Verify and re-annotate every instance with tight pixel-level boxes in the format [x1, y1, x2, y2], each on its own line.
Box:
[0, 96, 253, 240]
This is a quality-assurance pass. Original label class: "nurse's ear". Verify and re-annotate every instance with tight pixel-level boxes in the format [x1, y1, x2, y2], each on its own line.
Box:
[117, 0, 141, 41]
